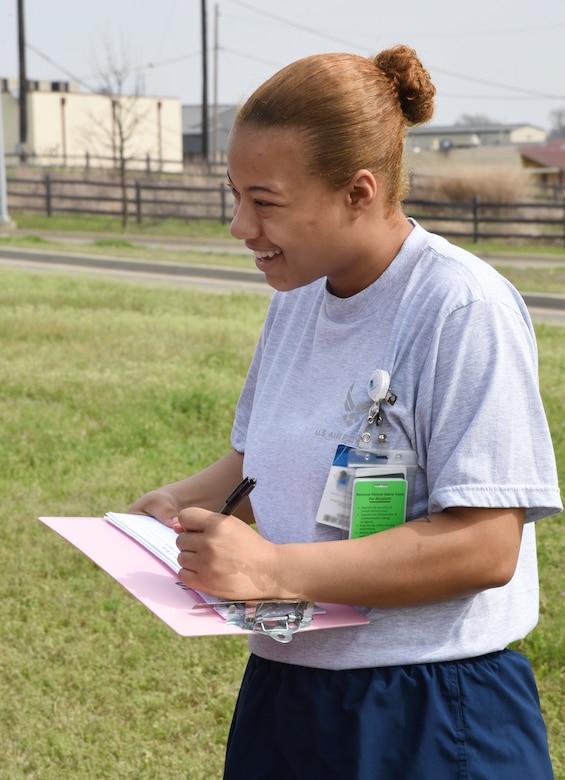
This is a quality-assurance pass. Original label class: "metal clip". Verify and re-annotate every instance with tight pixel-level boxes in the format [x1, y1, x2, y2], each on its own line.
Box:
[193, 599, 315, 643]
[366, 401, 382, 425]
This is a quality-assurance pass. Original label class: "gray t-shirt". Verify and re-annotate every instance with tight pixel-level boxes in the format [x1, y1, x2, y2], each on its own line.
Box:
[231, 221, 562, 669]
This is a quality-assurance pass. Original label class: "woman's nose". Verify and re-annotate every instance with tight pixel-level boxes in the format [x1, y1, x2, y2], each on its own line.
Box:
[230, 200, 261, 240]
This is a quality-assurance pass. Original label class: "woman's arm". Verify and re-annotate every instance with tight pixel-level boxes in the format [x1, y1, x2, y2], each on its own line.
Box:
[175, 506, 524, 606]
[128, 449, 255, 527]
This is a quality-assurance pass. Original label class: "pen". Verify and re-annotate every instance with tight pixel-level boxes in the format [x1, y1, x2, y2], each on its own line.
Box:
[220, 476, 257, 515]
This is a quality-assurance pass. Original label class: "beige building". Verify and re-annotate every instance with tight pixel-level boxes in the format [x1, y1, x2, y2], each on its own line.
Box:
[1, 78, 183, 173]
[407, 123, 547, 152]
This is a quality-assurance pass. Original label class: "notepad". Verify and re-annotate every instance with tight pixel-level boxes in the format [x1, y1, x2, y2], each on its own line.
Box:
[104, 512, 236, 612]
[105, 512, 181, 573]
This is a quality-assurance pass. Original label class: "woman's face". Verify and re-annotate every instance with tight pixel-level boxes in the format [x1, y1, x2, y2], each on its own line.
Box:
[226, 125, 369, 297]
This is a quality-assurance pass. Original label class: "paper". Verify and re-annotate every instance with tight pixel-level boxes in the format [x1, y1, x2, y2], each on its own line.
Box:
[38, 516, 370, 638]
[104, 512, 256, 613]
[105, 512, 181, 573]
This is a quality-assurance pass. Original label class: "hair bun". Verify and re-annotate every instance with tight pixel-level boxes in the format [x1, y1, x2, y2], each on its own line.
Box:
[374, 45, 435, 126]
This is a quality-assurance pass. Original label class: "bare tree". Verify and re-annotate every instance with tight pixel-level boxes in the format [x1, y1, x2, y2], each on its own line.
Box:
[89, 43, 150, 228]
[548, 108, 565, 140]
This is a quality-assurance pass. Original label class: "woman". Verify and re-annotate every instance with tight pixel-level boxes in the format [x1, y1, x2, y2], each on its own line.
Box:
[130, 45, 562, 778]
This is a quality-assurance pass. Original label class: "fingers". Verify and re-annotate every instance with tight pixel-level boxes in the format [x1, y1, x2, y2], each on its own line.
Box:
[127, 489, 181, 528]
[175, 508, 214, 572]
[175, 506, 216, 532]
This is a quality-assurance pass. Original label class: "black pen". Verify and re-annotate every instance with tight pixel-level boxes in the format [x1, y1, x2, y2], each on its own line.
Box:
[220, 476, 257, 515]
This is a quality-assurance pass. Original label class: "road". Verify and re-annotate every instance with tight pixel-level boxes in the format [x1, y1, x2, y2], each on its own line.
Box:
[0, 238, 564, 323]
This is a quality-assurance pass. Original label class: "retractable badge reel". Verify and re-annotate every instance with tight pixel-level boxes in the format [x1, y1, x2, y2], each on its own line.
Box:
[367, 369, 397, 423]
[361, 369, 397, 445]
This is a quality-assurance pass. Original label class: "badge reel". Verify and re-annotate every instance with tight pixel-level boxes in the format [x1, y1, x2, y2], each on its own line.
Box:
[365, 369, 397, 430]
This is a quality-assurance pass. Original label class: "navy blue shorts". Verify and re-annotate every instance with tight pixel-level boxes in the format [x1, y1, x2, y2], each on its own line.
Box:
[224, 650, 553, 780]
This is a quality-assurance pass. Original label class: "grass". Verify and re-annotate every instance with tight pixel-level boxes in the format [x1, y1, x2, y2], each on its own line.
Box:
[492, 265, 565, 295]
[0, 270, 269, 780]
[0, 218, 563, 776]
[7, 213, 235, 240]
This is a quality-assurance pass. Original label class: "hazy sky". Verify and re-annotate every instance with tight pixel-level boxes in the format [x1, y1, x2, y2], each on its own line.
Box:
[2, 0, 564, 130]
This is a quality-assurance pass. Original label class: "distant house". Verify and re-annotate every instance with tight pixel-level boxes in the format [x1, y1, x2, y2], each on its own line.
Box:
[182, 104, 238, 159]
[407, 123, 547, 152]
[519, 138, 565, 192]
[1, 77, 183, 172]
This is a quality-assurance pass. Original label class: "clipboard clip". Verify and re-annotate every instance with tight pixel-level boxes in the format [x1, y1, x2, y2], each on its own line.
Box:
[193, 599, 315, 643]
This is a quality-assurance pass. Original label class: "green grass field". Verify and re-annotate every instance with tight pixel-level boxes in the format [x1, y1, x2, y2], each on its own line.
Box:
[0, 230, 563, 777]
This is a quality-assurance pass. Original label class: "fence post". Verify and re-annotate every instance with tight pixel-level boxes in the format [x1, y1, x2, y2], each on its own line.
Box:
[220, 182, 226, 224]
[44, 174, 52, 217]
[135, 181, 142, 224]
[472, 195, 480, 243]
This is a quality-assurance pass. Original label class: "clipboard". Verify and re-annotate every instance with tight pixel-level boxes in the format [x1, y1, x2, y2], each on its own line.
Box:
[38, 516, 370, 638]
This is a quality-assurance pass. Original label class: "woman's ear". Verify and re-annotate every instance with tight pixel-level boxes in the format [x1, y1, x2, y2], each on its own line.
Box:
[347, 169, 378, 212]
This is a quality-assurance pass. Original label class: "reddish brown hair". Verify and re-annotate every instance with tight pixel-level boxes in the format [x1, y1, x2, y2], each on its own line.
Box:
[235, 45, 435, 206]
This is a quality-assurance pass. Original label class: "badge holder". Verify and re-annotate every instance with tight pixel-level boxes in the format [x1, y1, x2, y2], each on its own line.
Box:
[316, 369, 418, 535]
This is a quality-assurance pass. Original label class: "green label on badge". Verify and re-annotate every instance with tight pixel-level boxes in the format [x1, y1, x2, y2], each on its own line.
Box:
[350, 477, 407, 538]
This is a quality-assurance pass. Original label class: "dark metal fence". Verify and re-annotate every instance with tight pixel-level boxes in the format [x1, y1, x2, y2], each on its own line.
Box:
[6, 174, 565, 244]
[406, 197, 565, 245]
[7, 174, 229, 224]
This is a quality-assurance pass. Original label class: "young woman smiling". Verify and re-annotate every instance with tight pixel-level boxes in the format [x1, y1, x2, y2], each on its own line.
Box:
[129, 45, 561, 779]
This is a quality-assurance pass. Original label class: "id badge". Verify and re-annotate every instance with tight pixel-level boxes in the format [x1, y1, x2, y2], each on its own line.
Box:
[350, 475, 407, 538]
[316, 445, 416, 537]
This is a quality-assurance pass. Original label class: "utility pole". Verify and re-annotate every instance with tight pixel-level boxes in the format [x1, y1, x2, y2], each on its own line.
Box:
[17, 0, 28, 162]
[200, 0, 209, 162]
[213, 3, 219, 162]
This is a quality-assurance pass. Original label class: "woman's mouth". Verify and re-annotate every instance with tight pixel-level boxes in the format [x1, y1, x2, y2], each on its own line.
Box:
[254, 248, 282, 270]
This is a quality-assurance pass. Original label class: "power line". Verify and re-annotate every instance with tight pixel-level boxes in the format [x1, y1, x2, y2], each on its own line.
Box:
[227, 0, 565, 42]
[225, 1, 564, 102]
[221, 46, 282, 69]
[26, 42, 96, 91]
[441, 93, 565, 102]
[433, 67, 565, 101]
[225, 0, 364, 49]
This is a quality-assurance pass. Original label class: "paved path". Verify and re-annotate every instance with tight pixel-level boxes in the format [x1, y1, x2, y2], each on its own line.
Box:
[1, 238, 564, 323]
[0, 243, 271, 296]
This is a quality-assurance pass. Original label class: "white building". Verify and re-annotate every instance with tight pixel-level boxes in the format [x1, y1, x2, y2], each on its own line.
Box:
[1, 78, 183, 173]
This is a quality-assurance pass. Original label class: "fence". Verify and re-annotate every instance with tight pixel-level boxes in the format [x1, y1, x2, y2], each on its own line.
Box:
[6, 174, 565, 244]
[7, 174, 229, 224]
[406, 197, 565, 245]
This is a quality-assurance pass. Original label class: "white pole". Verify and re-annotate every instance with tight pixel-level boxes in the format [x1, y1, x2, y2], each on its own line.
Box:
[0, 91, 11, 224]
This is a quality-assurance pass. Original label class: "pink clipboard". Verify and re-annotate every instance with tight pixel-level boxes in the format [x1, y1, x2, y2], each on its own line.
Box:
[38, 516, 369, 638]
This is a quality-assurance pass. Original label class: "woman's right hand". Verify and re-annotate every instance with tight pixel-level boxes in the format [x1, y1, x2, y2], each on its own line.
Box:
[127, 488, 182, 528]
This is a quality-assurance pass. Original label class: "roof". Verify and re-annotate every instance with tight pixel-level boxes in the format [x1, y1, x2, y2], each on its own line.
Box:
[519, 138, 565, 171]
[409, 123, 545, 136]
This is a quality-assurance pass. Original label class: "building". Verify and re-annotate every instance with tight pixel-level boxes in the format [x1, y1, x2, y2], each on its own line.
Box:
[1, 78, 183, 173]
[407, 123, 547, 152]
[182, 104, 238, 160]
[520, 138, 565, 193]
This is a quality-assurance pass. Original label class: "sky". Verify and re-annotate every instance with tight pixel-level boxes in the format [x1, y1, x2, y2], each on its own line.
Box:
[1, 0, 565, 131]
